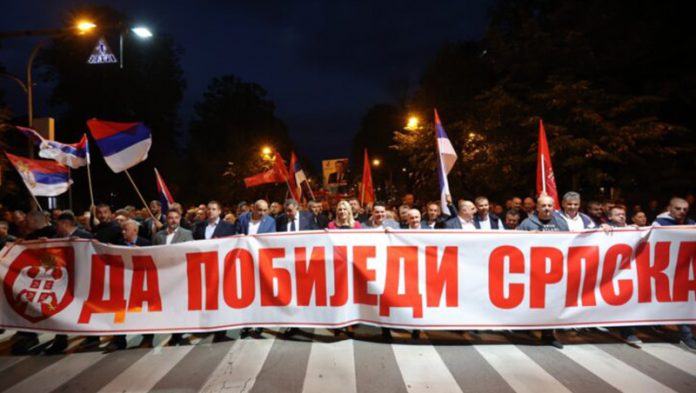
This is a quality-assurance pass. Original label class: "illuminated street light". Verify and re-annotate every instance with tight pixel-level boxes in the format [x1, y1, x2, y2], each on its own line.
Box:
[405, 116, 420, 130]
[372, 158, 381, 167]
[261, 146, 273, 156]
[131, 27, 153, 39]
[76, 20, 97, 34]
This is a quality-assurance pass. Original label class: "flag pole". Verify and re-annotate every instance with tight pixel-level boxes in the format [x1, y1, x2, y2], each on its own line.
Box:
[68, 168, 73, 211]
[124, 169, 158, 222]
[86, 161, 96, 208]
[540, 153, 547, 194]
[29, 193, 43, 212]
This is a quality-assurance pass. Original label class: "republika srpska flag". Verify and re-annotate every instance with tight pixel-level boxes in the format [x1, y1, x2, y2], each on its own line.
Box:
[5, 152, 72, 196]
[289, 151, 308, 201]
[154, 168, 175, 214]
[16, 126, 90, 169]
[434, 109, 457, 213]
[536, 119, 560, 209]
[86, 119, 151, 173]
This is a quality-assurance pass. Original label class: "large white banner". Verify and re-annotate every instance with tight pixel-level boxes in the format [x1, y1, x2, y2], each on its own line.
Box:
[1, 227, 695, 335]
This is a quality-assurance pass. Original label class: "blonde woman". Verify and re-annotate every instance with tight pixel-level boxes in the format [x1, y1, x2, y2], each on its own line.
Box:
[328, 200, 362, 229]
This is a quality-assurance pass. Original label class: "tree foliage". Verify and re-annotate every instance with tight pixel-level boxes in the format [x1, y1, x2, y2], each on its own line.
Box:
[391, 0, 696, 201]
[185, 75, 293, 203]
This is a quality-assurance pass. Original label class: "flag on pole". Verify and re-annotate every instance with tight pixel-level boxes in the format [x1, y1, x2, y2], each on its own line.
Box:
[244, 152, 295, 196]
[5, 152, 72, 196]
[536, 119, 560, 209]
[154, 168, 175, 214]
[434, 109, 457, 212]
[86, 119, 151, 173]
[360, 148, 375, 206]
[16, 126, 90, 168]
[289, 151, 309, 201]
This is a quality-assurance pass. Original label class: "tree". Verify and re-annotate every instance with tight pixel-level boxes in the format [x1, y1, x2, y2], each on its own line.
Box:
[185, 75, 293, 203]
[392, 0, 696, 203]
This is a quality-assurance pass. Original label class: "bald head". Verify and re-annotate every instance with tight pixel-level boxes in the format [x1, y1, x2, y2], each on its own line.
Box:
[457, 200, 477, 220]
[407, 208, 421, 229]
[537, 195, 555, 220]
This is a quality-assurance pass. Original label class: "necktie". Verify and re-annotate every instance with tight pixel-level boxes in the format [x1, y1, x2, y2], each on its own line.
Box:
[290, 219, 296, 232]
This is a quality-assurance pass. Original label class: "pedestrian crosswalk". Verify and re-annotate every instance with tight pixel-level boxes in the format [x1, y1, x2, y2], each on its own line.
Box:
[0, 328, 695, 393]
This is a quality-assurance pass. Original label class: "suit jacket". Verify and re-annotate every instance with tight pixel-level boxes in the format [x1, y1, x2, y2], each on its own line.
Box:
[63, 228, 93, 239]
[235, 212, 276, 235]
[312, 213, 330, 229]
[275, 211, 318, 232]
[117, 236, 151, 247]
[153, 227, 194, 245]
[443, 217, 477, 229]
[192, 219, 236, 240]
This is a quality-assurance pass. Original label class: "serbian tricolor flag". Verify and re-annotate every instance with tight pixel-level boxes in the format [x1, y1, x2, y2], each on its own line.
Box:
[289, 151, 308, 200]
[154, 168, 175, 214]
[434, 109, 457, 212]
[536, 119, 560, 209]
[86, 119, 151, 173]
[360, 149, 375, 205]
[5, 152, 71, 196]
[16, 126, 90, 169]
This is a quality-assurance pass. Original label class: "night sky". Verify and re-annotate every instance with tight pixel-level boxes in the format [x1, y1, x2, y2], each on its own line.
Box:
[1, 0, 492, 167]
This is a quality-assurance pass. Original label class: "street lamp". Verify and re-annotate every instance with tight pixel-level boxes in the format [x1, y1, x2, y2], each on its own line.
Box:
[372, 158, 381, 167]
[26, 20, 97, 128]
[131, 27, 153, 38]
[405, 115, 420, 131]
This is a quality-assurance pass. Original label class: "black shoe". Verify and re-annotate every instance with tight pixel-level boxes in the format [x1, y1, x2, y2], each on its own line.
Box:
[77, 336, 101, 351]
[45, 335, 69, 355]
[10, 333, 39, 355]
[106, 336, 127, 351]
[283, 328, 300, 338]
[168, 334, 190, 346]
[139, 334, 154, 349]
[213, 331, 232, 343]
[683, 336, 696, 350]
[252, 328, 264, 338]
[411, 330, 421, 340]
[381, 328, 392, 342]
[240, 328, 252, 338]
[541, 332, 563, 349]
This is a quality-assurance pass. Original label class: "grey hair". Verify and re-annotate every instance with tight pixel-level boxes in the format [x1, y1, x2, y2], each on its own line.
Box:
[562, 191, 581, 202]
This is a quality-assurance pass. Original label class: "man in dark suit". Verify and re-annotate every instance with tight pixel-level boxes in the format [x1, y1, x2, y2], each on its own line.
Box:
[235, 200, 276, 235]
[308, 200, 329, 229]
[91, 204, 123, 243]
[193, 200, 236, 240]
[106, 219, 151, 351]
[327, 160, 349, 194]
[44, 212, 94, 354]
[275, 199, 316, 337]
[192, 200, 235, 343]
[443, 200, 478, 230]
[275, 199, 318, 232]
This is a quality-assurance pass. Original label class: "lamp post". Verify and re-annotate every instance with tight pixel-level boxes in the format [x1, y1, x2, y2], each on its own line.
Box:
[119, 26, 153, 69]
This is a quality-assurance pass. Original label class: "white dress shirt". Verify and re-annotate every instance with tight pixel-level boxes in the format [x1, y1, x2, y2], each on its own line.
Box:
[205, 218, 220, 239]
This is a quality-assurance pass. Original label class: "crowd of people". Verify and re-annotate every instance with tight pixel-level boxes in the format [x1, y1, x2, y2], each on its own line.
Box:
[1, 190, 695, 355]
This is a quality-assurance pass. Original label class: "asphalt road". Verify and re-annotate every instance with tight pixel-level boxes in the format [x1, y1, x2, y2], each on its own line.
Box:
[1, 326, 695, 393]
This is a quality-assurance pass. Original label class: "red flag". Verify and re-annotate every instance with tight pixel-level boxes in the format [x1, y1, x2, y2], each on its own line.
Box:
[244, 168, 285, 188]
[288, 151, 301, 200]
[244, 153, 288, 188]
[536, 119, 560, 209]
[361, 148, 375, 205]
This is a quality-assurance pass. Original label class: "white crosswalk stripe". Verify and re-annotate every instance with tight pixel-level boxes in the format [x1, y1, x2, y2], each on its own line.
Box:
[302, 333, 356, 393]
[474, 344, 572, 393]
[561, 344, 678, 393]
[96, 345, 195, 393]
[638, 343, 696, 377]
[393, 343, 463, 393]
[1, 329, 696, 392]
[199, 336, 276, 393]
